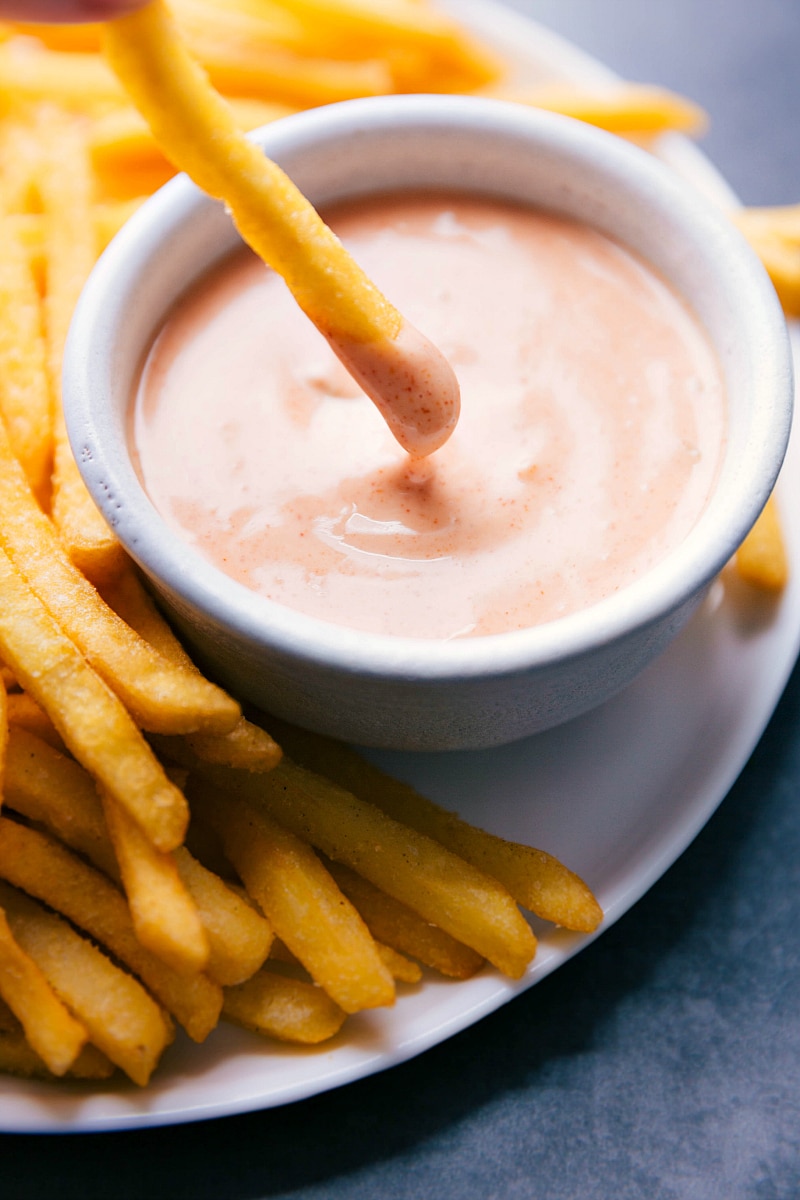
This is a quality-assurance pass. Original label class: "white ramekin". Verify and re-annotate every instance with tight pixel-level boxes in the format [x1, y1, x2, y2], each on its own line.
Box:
[62, 95, 793, 750]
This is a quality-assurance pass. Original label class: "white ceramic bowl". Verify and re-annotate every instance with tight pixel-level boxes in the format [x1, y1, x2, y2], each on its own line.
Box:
[62, 95, 793, 751]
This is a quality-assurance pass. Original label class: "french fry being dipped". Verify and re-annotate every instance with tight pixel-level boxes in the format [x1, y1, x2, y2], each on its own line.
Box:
[102, 0, 461, 458]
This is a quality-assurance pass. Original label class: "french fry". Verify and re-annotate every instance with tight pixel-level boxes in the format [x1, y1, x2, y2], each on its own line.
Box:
[735, 203, 800, 241]
[271, 0, 501, 72]
[33, 108, 128, 585]
[190, 784, 396, 1013]
[222, 967, 346, 1044]
[0, 670, 6, 797]
[99, 562, 197, 668]
[2, 21, 104, 53]
[0, 545, 189, 852]
[174, 847, 273, 986]
[0, 880, 172, 1085]
[102, 793, 210, 976]
[0, 415, 241, 736]
[172, 0, 305, 57]
[325, 859, 484, 980]
[375, 941, 422, 984]
[4, 726, 117, 878]
[88, 96, 293, 195]
[0, 111, 46, 214]
[273, 927, 420, 982]
[267, 717, 603, 933]
[181, 721, 283, 772]
[199, 40, 392, 106]
[100, 566, 281, 769]
[0, 819, 223, 1042]
[0, 1025, 115, 1081]
[733, 206, 800, 319]
[4, 726, 269, 989]
[0, 906, 88, 1076]
[6, 690, 66, 752]
[0, 40, 126, 112]
[4, 214, 45, 295]
[0, 213, 52, 507]
[489, 82, 707, 138]
[736, 494, 789, 591]
[189, 759, 537, 979]
[102, 2, 402, 345]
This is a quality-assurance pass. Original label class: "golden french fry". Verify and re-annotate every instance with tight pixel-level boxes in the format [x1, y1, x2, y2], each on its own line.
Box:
[326, 859, 484, 980]
[191, 784, 396, 1013]
[4, 726, 267, 990]
[163, 0, 396, 100]
[181, 720, 283, 772]
[0, 416, 241, 736]
[99, 562, 197, 668]
[4, 726, 117, 877]
[102, 2, 401, 345]
[36, 108, 95, 389]
[106, 3, 463, 461]
[33, 108, 127, 585]
[0, 1027, 115, 1081]
[6, 690, 67, 752]
[736, 494, 789, 591]
[0, 670, 6, 796]
[753, 239, 800, 317]
[0, 906, 88, 1076]
[199, 41, 391, 105]
[0, 40, 126, 111]
[739, 230, 800, 317]
[3, 20, 103, 52]
[174, 847, 273, 986]
[0, 880, 172, 1086]
[0, 200, 128, 279]
[0, 111, 47, 215]
[735, 203, 800, 240]
[732, 205, 800, 317]
[89, 95, 292, 190]
[3, 212, 45, 295]
[222, 967, 346, 1044]
[102, 793, 210, 976]
[375, 941, 422, 984]
[190, 759, 537, 979]
[100, 567, 281, 769]
[0, 545, 189, 851]
[271, 0, 499, 65]
[0, 819, 222, 1042]
[267, 717, 603, 933]
[491, 83, 707, 137]
[180, 0, 499, 93]
[0, 214, 52, 507]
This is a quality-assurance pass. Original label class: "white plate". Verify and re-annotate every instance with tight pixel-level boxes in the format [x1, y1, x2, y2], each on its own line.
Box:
[4, 0, 799, 1133]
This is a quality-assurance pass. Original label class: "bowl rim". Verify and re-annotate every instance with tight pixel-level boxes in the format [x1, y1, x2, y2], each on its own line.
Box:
[63, 93, 794, 683]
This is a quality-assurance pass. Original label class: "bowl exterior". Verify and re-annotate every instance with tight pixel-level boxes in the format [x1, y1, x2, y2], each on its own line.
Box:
[63, 96, 793, 750]
[145, 573, 705, 750]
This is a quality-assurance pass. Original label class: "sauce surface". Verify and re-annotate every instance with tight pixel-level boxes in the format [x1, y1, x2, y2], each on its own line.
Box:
[134, 193, 726, 640]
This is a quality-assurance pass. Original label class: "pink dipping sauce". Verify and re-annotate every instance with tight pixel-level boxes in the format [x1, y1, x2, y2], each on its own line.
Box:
[133, 193, 726, 640]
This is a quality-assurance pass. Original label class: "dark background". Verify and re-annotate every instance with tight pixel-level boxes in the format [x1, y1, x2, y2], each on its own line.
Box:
[5, 2, 800, 1197]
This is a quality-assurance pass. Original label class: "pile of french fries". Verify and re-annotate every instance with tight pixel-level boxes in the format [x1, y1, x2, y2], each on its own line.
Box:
[0, 0, 790, 1090]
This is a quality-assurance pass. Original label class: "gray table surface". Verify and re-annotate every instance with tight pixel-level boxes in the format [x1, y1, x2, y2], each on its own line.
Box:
[5, 2, 800, 1197]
